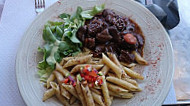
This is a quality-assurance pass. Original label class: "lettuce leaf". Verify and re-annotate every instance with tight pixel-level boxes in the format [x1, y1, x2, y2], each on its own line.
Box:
[81, 4, 105, 19]
[37, 47, 54, 82]
[37, 67, 53, 82]
[37, 4, 104, 82]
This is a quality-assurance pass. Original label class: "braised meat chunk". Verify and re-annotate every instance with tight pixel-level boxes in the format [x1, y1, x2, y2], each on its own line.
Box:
[119, 50, 135, 63]
[96, 29, 112, 43]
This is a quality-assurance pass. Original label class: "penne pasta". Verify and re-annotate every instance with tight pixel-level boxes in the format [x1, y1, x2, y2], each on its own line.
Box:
[60, 58, 65, 66]
[102, 53, 122, 78]
[99, 65, 110, 75]
[62, 57, 75, 61]
[109, 90, 134, 99]
[75, 77, 86, 106]
[91, 91, 105, 106]
[86, 60, 99, 64]
[107, 52, 130, 79]
[69, 96, 77, 105]
[107, 52, 123, 71]
[42, 88, 55, 102]
[92, 57, 101, 61]
[50, 82, 70, 106]
[46, 73, 55, 89]
[130, 66, 135, 71]
[123, 67, 144, 80]
[132, 51, 148, 65]
[62, 83, 79, 99]
[106, 76, 140, 91]
[56, 63, 71, 77]
[83, 47, 92, 52]
[120, 62, 136, 68]
[53, 71, 71, 99]
[81, 84, 95, 106]
[90, 88, 101, 95]
[101, 75, 111, 106]
[72, 102, 81, 106]
[76, 51, 91, 57]
[107, 73, 116, 77]
[63, 54, 93, 68]
[95, 102, 101, 106]
[98, 59, 103, 64]
[107, 82, 129, 93]
[122, 78, 138, 87]
[93, 86, 101, 89]
[71, 64, 103, 74]
[40, 50, 146, 104]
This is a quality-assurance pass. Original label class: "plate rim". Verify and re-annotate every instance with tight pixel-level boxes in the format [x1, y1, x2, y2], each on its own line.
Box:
[132, 1, 174, 106]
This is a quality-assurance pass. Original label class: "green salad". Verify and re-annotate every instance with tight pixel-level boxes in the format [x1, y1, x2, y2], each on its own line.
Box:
[37, 4, 105, 82]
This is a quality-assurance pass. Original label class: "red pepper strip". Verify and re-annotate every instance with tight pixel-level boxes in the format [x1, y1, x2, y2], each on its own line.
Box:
[63, 78, 69, 84]
[89, 70, 98, 77]
[98, 79, 103, 85]
[85, 65, 90, 69]
[80, 73, 85, 77]
[84, 75, 91, 81]
[93, 77, 97, 82]
[83, 68, 89, 74]
[97, 76, 102, 80]
[90, 76, 94, 82]
[96, 76, 103, 85]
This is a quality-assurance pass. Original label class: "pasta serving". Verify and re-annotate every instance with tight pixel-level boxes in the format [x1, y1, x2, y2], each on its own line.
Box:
[42, 52, 147, 106]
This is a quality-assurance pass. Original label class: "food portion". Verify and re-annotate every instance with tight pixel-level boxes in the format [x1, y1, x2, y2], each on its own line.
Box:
[37, 4, 148, 106]
[43, 53, 143, 106]
[77, 9, 145, 64]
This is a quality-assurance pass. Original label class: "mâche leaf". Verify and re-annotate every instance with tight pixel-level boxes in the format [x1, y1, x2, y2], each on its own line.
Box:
[81, 4, 105, 19]
[37, 4, 104, 81]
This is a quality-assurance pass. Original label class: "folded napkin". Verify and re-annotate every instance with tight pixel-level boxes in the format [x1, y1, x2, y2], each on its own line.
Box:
[0, 4, 3, 19]
[135, 0, 180, 30]
[0, 0, 5, 19]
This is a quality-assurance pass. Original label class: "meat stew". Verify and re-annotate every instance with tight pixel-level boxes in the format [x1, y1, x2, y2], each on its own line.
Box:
[77, 9, 145, 64]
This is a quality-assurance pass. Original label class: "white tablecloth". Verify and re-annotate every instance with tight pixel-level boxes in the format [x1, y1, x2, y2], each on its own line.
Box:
[0, 0, 177, 105]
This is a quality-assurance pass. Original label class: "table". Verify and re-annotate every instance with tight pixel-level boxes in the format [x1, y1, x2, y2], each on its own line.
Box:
[169, 0, 190, 104]
[0, 0, 186, 105]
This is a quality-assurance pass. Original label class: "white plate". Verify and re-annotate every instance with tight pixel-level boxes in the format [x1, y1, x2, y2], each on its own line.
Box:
[16, 0, 174, 106]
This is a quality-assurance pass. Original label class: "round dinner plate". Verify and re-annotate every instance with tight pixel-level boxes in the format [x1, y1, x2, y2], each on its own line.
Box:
[16, 0, 174, 106]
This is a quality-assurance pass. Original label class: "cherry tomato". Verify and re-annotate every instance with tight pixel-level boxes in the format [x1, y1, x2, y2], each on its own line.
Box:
[123, 33, 137, 44]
